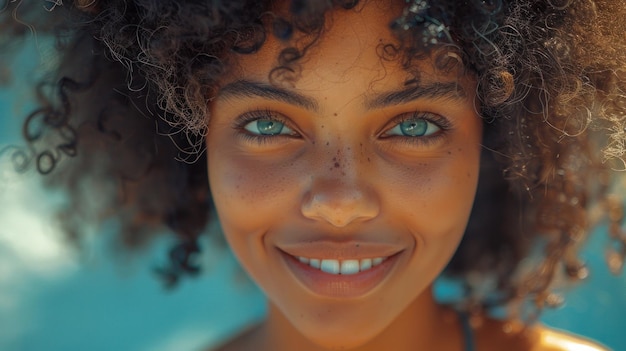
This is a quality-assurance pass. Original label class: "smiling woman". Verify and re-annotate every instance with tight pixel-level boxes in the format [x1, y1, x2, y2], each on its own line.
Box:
[206, 7, 482, 348]
[1, 0, 625, 350]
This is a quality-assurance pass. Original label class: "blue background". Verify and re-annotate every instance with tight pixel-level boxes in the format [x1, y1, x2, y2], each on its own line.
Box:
[0, 35, 624, 351]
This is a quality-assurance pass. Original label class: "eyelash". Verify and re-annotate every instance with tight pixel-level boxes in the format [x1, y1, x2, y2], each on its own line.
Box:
[232, 109, 298, 145]
[380, 112, 452, 147]
[232, 110, 452, 147]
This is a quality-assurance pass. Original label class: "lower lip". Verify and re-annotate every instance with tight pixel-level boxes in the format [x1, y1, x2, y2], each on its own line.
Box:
[279, 250, 401, 298]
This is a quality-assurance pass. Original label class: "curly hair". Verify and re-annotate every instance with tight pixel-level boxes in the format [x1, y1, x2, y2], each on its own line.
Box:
[1, 0, 625, 319]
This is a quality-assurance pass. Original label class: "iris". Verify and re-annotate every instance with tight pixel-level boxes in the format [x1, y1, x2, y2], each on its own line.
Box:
[248, 119, 285, 135]
[400, 119, 428, 136]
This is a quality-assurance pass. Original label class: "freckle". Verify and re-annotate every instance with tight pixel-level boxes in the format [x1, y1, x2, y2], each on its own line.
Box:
[321, 125, 325, 128]
[334, 162, 340, 168]
[458, 148, 462, 152]
[333, 157, 337, 161]
[312, 140, 315, 145]
[367, 157, 371, 162]
[447, 150, 452, 155]
[347, 147, 351, 151]
[333, 113, 338, 117]
[326, 142, 329, 146]
[341, 171, 346, 176]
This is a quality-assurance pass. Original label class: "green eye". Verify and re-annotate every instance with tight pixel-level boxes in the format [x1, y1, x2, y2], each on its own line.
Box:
[386, 118, 440, 137]
[244, 119, 294, 135]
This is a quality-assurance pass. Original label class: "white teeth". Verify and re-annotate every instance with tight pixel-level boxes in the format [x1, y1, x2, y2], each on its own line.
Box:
[320, 259, 340, 274]
[360, 258, 372, 271]
[296, 256, 388, 275]
[340, 260, 360, 275]
[309, 259, 321, 269]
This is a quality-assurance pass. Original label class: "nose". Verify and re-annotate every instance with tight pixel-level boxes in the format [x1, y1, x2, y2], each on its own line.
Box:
[300, 177, 380, 228]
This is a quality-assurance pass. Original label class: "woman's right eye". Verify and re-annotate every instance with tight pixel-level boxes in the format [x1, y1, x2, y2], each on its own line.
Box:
[243, 118, 295, 136]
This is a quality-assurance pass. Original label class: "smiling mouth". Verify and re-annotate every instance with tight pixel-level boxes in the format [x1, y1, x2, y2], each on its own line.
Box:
[279, 249, 402, 298]
[295, 256, 389, 275]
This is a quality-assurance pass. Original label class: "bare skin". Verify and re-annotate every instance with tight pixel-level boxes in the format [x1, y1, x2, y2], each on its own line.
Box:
[204, 1, 610, 350]
[212, 294, 610, 351]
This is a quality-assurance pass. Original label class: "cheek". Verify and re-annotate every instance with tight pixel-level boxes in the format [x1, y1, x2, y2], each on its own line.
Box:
[384, 150, 480, 240]
[383, 147, 481, 297]
[207, 149, 301, 234]
[206, 150, 298, 288]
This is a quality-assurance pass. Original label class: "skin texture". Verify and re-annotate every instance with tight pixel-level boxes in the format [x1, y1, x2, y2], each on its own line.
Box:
[205, 1, 608, 351]
[207, 2, 481, 350]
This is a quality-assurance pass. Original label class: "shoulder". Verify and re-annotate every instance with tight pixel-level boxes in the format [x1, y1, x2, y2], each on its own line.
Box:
[530, 325, 611, 351]
[474, 317, 610, 351]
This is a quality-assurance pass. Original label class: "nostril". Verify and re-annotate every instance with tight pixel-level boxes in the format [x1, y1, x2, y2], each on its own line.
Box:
[304, 203, 352, 227]
[300, 183, 379, 227]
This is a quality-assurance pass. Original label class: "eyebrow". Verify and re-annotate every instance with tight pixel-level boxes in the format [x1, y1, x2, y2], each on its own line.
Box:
[218, 80, 319, 112]
[217, 79, 467, 112]
[365, 81, 467, 109]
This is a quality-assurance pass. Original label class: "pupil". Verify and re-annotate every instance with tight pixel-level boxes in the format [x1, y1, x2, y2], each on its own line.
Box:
[401, 119, 427, 136]
[258, 119, 283, 135]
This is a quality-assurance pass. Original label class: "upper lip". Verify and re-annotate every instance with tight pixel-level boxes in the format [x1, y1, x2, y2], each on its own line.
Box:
[277, 241, 404, 260]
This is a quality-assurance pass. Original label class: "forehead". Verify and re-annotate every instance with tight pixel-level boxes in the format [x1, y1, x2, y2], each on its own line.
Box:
[221, 0, 469, 103]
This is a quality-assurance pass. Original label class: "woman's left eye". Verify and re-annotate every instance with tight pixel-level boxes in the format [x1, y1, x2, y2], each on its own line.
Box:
[385, 117, 441, 137]
[243, 118, 295, 136]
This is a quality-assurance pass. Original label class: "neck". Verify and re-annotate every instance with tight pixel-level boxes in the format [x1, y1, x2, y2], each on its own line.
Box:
[259, 287, 464, 351]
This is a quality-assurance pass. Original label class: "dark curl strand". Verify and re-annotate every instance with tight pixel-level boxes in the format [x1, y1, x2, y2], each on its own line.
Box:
[1, 0, 625, 318]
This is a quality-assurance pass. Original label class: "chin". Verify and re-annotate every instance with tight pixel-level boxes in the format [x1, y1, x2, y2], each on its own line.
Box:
[280, 302, 396, 350]
[299, 329, 377, 351]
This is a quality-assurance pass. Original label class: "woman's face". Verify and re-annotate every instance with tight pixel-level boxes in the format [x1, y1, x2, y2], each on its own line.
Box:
[206, 1, 482, 348]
